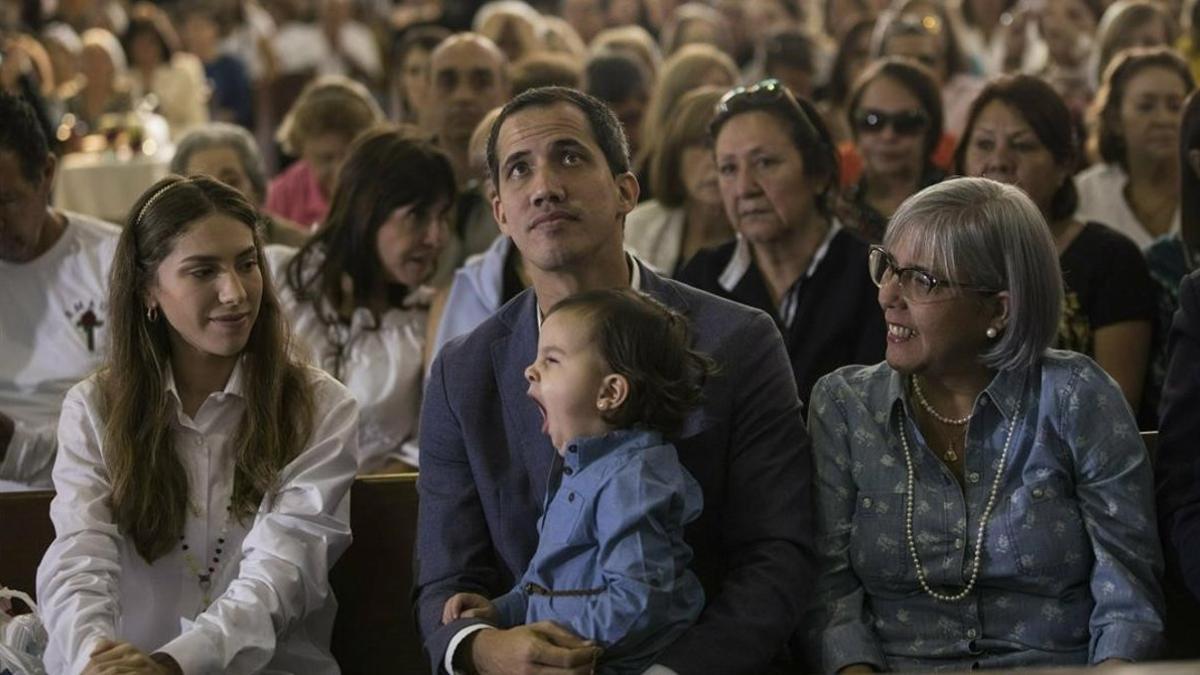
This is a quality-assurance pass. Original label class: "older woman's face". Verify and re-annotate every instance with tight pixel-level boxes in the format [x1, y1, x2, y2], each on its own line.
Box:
[185, 146, 259, 204]
[855, 77, 930, 180]
[1119, 66, 1187, 165]
[963, 101, 1067, 218]
[878, 235, 1002, 378]
[716, 110, 822, 243]
[375, 199, 451, 287]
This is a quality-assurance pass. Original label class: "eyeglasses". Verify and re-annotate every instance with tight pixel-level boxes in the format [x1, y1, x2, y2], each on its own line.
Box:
[867, 246, 1000, 301]
[854, 109, 930, 136]
[713, 78, 820, 138]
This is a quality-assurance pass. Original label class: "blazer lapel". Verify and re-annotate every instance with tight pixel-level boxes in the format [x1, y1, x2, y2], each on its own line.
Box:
[492, 290, 556, 495]
[638, 259, 691, 316]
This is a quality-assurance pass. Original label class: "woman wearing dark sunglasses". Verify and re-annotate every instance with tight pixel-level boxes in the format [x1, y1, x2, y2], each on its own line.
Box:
[836, 58, 946, 243]
[676, 79, 885, 409]
[955, 74, 1156, 426]
[809, 177, 1164, 673]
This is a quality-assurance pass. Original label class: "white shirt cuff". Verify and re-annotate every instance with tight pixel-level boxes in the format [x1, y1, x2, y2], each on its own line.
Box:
[445, 624, 494, 675]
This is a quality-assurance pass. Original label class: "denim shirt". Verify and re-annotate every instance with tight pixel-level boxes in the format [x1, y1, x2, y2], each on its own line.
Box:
[491, 429, 705, 674]
[809, 351, 1164, 672]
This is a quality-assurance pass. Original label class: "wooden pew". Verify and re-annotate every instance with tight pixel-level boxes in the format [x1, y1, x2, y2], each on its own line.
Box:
[0, 476, 428, 674]
[330, 472, 428, 674]
[0, 489, 54, 604]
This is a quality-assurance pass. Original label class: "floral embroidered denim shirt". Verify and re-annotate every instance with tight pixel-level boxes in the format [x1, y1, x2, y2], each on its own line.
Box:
[491, 429, 705, 674]
[809, 351, 1164, 672]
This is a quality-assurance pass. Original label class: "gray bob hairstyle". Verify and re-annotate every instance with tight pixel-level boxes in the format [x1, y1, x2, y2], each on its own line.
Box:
[170, 123, 267, 203]
[884, 177, 1063, 372]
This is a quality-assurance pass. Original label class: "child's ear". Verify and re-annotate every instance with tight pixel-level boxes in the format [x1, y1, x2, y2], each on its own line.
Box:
[597, 373, 629, 413]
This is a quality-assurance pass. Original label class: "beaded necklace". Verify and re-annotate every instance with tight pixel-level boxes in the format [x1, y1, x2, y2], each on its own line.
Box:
[897, 396, 1021, 602]
[180, 503, 233, 614]
[912, 376, 972, 463]
[912, 376, 973, 426]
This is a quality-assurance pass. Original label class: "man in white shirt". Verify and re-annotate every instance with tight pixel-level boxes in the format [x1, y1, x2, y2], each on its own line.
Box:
[0, 91, 120, 489]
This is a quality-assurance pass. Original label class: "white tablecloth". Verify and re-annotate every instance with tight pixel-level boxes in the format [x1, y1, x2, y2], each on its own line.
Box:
[53, 151, 172, 225]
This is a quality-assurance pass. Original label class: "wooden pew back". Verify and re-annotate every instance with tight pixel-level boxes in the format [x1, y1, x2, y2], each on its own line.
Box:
[0, 477, 427, 674]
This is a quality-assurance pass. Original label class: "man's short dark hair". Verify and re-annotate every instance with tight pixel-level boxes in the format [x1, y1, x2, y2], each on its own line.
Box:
[486, 86, 630, 188]
[0, 92, 50, 183]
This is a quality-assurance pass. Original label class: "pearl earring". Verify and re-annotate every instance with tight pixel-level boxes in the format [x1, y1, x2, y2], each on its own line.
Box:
[986, 327, 998, 339]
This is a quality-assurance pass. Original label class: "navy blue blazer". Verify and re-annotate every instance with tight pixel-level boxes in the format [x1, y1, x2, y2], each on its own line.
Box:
[1158, 269, 1200, 606]
[415, 264, 814, 674]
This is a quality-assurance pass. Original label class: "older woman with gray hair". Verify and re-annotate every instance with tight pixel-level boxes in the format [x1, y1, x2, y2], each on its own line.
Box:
[809, 176, 1164, 672]
[170, 122, 307, 246]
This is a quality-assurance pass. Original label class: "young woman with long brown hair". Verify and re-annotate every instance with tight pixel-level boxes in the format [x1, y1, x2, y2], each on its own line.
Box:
[37, 175, 359, 675]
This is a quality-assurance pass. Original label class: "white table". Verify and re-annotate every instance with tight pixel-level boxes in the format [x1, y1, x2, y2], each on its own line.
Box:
[53, 149, 172, 225]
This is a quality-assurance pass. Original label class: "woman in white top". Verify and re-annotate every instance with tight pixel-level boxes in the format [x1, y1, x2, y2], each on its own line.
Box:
[123, 7, 209, 139]
[1077, 47, 1195, 248]
[272, 127, 454, 472]
[37, 175, 359, 675]
[625, 86, 732, 276]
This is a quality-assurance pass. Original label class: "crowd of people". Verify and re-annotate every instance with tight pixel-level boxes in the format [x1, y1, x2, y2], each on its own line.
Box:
[3, 0, 1200, 673]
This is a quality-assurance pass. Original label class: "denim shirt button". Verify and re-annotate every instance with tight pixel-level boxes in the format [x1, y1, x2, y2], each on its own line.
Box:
[1032, 487, 1044, 498]
[568, 445, 577, 453]
[568, 492, 575, 503]
[954, 537, 964, 549]
[862, 497, 873, 509]
[563, 466, 574, 476]
[966, 628, 978, 639]
[967, 472, 980, 484]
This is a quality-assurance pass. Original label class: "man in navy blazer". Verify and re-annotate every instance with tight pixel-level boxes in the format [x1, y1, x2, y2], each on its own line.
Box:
[415, 86, 813, 675]
[1157, 268, 1200, 655]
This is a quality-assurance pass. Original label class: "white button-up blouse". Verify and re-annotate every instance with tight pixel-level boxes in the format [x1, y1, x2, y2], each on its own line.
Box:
[267, 245, 428, 471]
[37, 363, 359, 674]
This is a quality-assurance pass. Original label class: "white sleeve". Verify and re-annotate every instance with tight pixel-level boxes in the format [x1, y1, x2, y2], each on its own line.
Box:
[156, 376, 359, 674]
[0, 417, 57, 487]
[35, 382, 123, 675]
[341, 24, 381, 79]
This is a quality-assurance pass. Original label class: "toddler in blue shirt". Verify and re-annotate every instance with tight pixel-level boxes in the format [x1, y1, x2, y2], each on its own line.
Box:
[442, 287, 712, 674]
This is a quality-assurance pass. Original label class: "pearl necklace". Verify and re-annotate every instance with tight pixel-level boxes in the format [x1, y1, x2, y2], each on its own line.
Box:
[898, 397, 1021, 602]
[912, 376, 972, 426]
[180, 504, 233, 615]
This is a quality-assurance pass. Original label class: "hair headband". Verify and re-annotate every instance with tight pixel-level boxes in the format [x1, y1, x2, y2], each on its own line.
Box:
[135, 179, 185, 227]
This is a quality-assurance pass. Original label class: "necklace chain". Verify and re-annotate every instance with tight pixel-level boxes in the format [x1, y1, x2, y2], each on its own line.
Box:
[180, 503, 233, 614]
[912, 376, 972, 425]
[898, 397, 1021, 602]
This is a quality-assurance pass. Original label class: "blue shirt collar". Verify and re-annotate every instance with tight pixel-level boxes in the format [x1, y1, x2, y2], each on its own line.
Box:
[562, 428, 663, 472]
[885, 365, 1029, 424]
